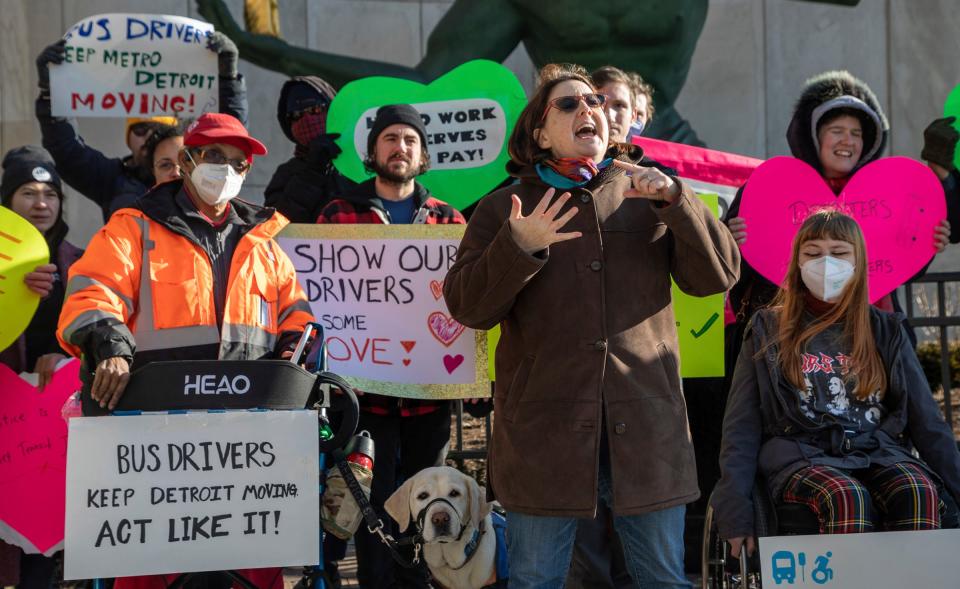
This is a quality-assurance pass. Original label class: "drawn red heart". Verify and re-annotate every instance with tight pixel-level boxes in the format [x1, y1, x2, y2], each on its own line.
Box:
[443, 354, 464, 374]
[402, 358, 411, 366]
[429, 280, 445, 300]
[427, 311, 465, 347]
[739, 156, 945, 303]
[401, 340, 417, 353]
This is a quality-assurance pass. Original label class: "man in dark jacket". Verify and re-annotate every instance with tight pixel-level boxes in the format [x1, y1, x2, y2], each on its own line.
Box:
[264, 76, 354, 223]
[921, 116, 960, 244]
[317, 105, 465, 589]
[34, 32, 250, 222]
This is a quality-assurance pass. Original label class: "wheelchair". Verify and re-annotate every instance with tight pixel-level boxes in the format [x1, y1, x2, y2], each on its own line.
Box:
[700, 472, 960, 589]
[90, 323, 359, 589]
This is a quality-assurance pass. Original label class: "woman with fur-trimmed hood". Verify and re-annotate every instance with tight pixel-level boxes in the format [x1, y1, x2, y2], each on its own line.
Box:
[722, 71, 950, 378]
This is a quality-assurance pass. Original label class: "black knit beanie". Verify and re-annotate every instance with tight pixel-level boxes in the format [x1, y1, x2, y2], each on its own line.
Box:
[1, 146, 62, 206]
[366, 104, 428, 156]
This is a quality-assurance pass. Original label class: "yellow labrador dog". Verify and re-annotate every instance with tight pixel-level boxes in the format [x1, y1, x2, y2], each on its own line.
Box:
[385, 466, 505, 589]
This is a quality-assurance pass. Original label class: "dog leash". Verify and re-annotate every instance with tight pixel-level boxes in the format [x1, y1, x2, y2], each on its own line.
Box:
[330, 448, 423, 568]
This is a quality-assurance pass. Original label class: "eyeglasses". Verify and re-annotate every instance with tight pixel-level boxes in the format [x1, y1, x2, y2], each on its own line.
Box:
[129, 123, 157, 138]
[154, 160, 180, 175]
[539, 93, 606, 124]
[190, 147, 250, 174]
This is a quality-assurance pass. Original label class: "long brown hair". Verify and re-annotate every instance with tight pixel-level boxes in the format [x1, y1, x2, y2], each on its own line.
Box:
[770, 209, 886, 400]
[507, 63, 599, 167]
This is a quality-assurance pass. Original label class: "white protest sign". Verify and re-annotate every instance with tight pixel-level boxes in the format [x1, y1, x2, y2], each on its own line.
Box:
[278, 224, 489, 399]
[352, 100, 506, 171]
[759, 529, 960, 587]
[64, 411, 319, 580]
[50, 13, 218, 118]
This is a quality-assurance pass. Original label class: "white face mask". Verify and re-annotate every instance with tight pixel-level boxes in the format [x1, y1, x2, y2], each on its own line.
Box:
[187, 152, 244, 206]
[800, 256, 855, 302]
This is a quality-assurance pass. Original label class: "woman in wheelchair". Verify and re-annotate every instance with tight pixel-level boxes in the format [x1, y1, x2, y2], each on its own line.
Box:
[711, 209, 960, 558]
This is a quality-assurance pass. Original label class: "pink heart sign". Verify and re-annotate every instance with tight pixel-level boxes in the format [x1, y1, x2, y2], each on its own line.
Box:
[0, 359, 81, 554]
[739, 156, 945, 302]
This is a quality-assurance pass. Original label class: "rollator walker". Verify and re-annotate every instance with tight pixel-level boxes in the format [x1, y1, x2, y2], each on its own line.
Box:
[90, 322, 359, 589]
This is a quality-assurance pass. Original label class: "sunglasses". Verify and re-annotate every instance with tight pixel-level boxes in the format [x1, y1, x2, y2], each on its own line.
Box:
[189, 147, 251, 174]
[129, 123, 157, 138]
[289, 103, 330, 122]
[539, 93, 606, 124]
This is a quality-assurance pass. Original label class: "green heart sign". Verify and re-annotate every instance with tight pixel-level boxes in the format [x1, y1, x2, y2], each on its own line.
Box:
[326, 60, 528, 211]
[944, 83, 960, 171]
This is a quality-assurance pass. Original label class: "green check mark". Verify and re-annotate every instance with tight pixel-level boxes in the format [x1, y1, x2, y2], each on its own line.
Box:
[690, 312, 720, 339]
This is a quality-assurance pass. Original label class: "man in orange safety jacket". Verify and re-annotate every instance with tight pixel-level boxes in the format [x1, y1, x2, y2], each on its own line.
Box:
[58, 112, 314, 417]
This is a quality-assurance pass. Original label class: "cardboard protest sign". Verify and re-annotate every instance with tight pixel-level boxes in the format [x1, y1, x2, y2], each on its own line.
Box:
[326, 60, 527, 211]
[0, 206, 49, 351]
[739, 156, 945, 303]
[0, 360, 80, 555]
[278, 224, 488, 399]
[64, 411, 319, 580]
[672, 194, 724, 377]
[486, 194, 724, 380]
[759, 529, 960, 587]
[49, 14, 218, 118]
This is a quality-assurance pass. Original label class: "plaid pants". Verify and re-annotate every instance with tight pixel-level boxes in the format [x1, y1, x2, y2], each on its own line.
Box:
[782, 463, 942, 534]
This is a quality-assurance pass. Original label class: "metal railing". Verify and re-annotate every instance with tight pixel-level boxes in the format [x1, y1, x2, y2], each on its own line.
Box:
[447, 400, 492, 465]
[448, 272, 960, 464]
[903, 271, 960, 429]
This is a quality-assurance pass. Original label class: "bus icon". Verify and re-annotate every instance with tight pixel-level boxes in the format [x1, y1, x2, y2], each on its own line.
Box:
[771, 550, 796, 584]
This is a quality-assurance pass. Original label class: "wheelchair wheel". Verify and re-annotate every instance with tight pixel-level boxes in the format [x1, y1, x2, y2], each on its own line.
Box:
[701, 500, 763, 589]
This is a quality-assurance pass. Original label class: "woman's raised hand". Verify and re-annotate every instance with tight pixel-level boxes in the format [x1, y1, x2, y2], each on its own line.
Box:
[508, 187, 582, 255]
[613, 160, 681, 203]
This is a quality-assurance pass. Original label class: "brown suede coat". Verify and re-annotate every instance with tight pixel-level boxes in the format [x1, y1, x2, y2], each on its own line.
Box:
[444, 156, 740, 517]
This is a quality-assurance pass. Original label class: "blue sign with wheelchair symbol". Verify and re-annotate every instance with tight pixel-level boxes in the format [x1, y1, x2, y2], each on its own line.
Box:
[771, 550, 834, 585]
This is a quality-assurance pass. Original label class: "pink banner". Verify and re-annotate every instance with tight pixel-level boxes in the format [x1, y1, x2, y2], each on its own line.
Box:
[631, 136, 763, 187]
[738, 156, 945, 303]
[0, 359, 80, 554]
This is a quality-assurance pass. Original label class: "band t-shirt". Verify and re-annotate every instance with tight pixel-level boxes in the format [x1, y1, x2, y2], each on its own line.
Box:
[794, 320, 886, 433]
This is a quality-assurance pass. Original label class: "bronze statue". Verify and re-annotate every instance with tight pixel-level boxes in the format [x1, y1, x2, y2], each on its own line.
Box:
[197, 0, 859, 145]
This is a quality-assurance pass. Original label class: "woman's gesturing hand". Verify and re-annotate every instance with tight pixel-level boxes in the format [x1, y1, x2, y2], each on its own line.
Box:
[508, 187, 582, 255]
[613, 160, 681, 203]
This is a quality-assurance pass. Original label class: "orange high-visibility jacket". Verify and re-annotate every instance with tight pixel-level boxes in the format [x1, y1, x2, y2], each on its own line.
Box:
[58, 184, 313, 399]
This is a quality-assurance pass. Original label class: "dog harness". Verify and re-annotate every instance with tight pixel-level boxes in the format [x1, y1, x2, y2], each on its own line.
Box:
[483, 510, 509, 588]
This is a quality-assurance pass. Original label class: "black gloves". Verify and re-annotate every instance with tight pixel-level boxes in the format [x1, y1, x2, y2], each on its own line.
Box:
[206, 31, 239, 79]
[922, 116, 958, 172]
[36, 39, 67, 92]
[307, 133, 342, 168]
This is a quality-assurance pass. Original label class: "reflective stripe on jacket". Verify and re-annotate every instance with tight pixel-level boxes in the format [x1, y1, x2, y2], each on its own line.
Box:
[58, 186, 313, 371]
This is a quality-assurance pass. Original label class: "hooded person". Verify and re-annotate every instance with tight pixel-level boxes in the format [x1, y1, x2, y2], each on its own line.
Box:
[724, 70, 947, 371]
[264, 76, 355, 223]
[0, 145, 82, 589]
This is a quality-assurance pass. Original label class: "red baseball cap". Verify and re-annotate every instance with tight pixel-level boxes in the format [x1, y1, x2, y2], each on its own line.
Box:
[183, 113, 268, 161]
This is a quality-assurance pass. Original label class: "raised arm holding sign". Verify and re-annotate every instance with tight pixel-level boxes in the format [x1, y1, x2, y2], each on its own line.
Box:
[36, 13, 249, 222]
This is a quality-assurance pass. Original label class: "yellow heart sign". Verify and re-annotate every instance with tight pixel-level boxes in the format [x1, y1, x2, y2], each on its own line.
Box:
[0, 206, 50, 351]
